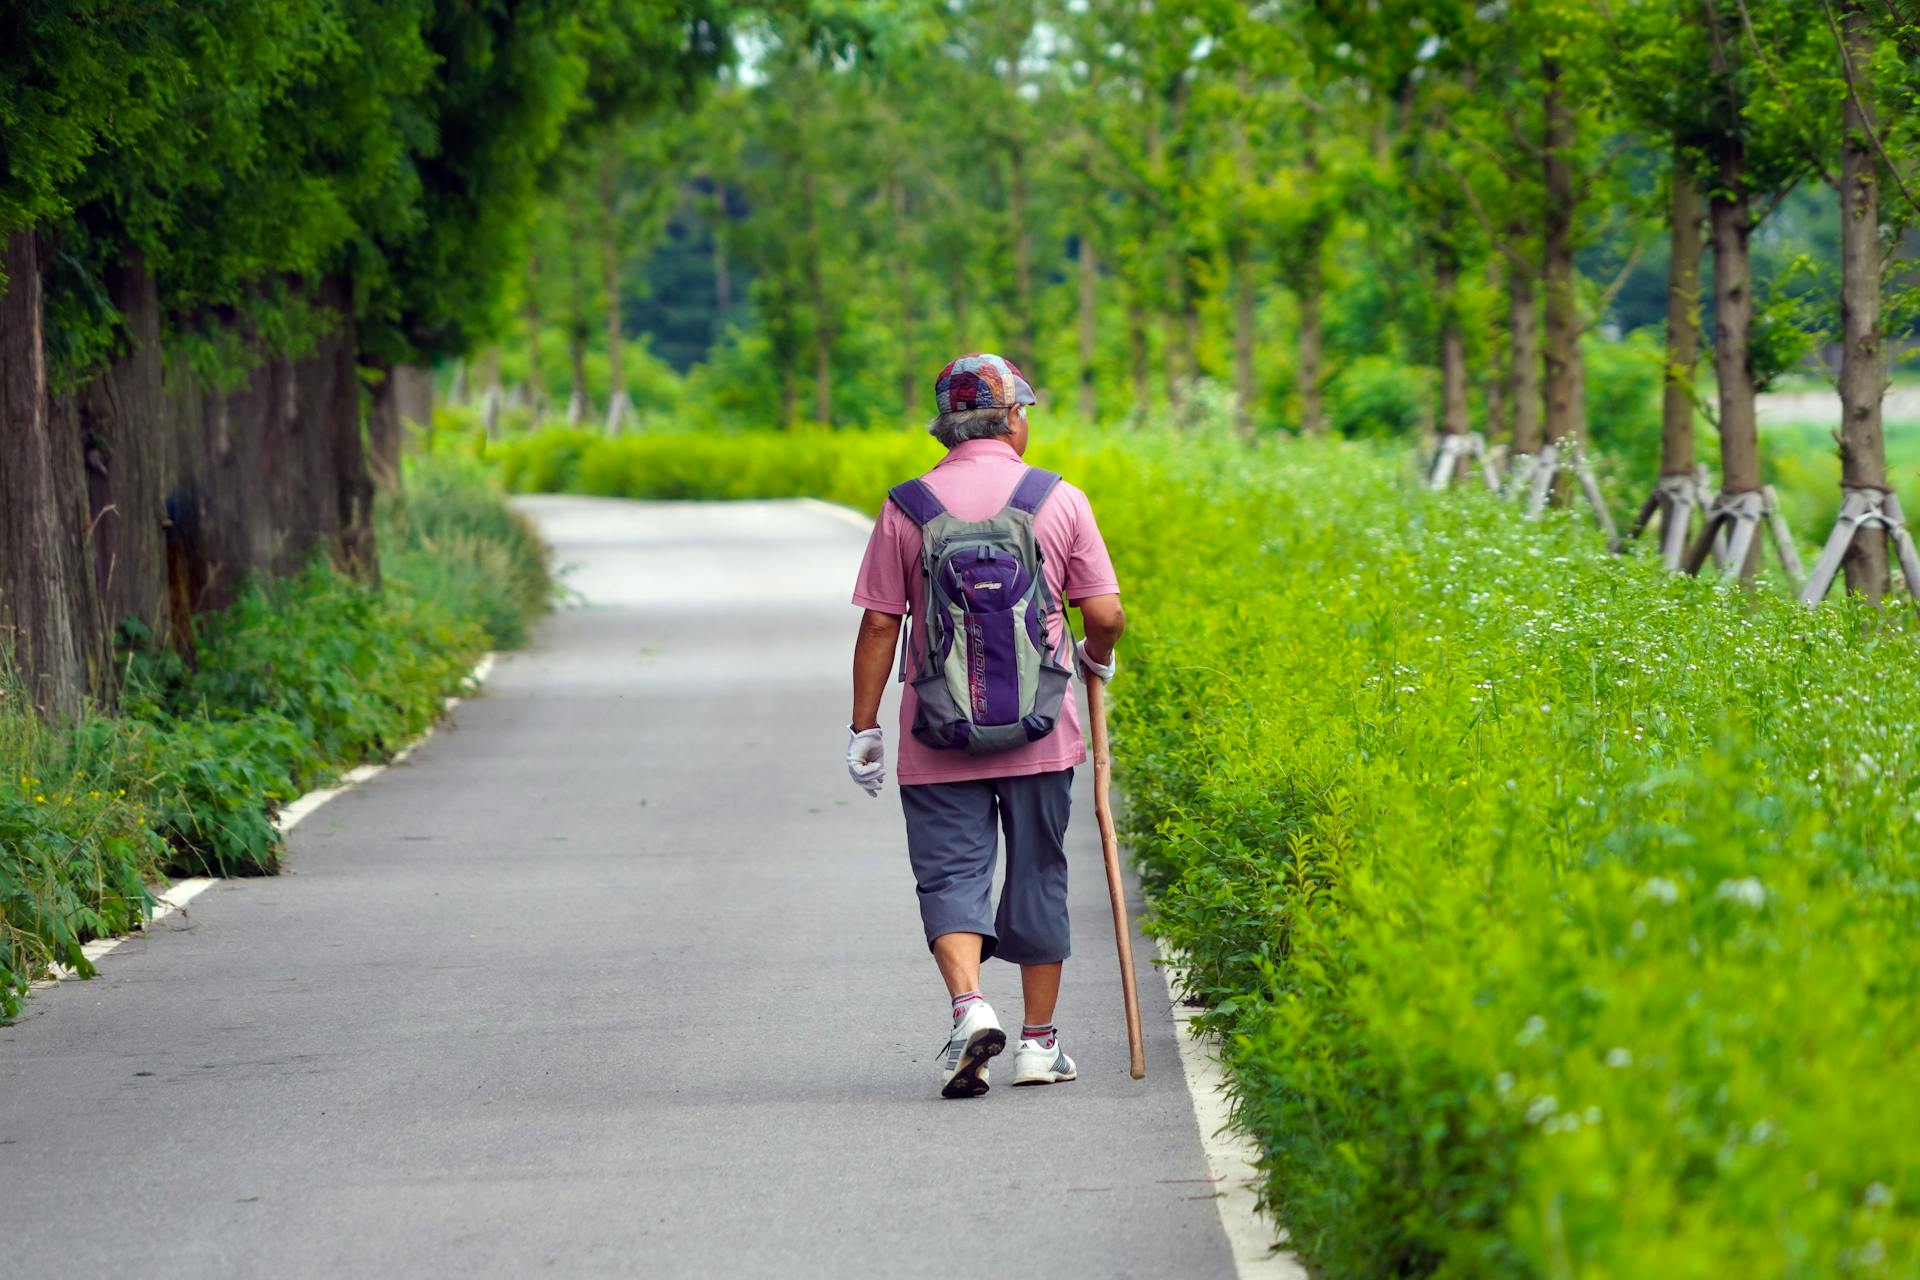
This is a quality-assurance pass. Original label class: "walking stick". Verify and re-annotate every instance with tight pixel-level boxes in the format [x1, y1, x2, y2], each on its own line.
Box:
[1086, 673, 1146, 1080]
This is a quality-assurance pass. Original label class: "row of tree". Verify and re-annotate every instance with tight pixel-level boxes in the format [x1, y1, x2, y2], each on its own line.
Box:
[0, 1, 725, 718]
[536, 0, 1919, 600]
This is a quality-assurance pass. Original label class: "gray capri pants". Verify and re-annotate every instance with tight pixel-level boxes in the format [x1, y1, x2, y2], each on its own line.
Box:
[899, 768, 1073, 965]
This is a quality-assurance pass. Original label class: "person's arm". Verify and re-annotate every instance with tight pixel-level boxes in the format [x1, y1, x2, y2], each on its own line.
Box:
[1075, 593, 1125, 666]
[851, 609, 903, 730]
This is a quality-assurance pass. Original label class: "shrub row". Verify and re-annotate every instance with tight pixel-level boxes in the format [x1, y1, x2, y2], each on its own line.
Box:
[491, 422, 1918, 1277]
[0, 457, 550, 1019]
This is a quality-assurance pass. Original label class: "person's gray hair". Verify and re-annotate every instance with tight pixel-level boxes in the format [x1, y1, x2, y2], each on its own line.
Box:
[927, 406, 1015, 448]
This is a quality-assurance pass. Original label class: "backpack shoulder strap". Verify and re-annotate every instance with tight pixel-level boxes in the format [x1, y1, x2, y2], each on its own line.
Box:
[1005, 468, 1062, 515]
[888, 478, 947, 527]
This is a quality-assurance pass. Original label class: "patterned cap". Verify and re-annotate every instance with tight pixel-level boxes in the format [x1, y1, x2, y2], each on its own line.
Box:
[933, 353, 1037, 415]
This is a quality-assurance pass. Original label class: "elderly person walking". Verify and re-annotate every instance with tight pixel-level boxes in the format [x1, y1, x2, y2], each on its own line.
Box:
[846, 353, 1125, 1099]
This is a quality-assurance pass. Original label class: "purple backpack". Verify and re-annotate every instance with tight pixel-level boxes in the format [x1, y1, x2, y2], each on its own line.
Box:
[889, 469, 1074, 754]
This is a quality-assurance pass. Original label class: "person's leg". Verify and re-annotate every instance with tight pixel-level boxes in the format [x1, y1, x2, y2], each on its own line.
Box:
[902, 778, 1008, 1097]
[990, 768, 1073, 969]
[991, 769, 1077, 1083]
[1019, 959, 1063, 1026]
[901, 778, 1002, 969]
[932, 931, 984, 998]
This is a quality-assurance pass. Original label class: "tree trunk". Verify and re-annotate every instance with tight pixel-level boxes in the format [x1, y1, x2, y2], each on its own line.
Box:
[599, 150, 629, 437]
[1661, 166, 1706, 479]
[893, 181, 916, 418]
[1508, 227, 1542, 454]
[0, 229, 101, 718]
[320, 279, 377, 584]
[778, 372, 796, 430]
[393, 364, 433, 443]
[951, 275, 970, 353]
[803, 168, 831, 425]
[1078, 233, 1099, 423]
[367, 360, 404, 493]
[711, 211, 731, 315]
[1233, 244, 1256, 436]
[567, 238, 590, 427]
[523, 257, 546, 417]
[1838, 0, 1889, 599]
[1540, 56, 1586, 449]
[567, 333, 589, 426]
[1710, 140, 1761, 498]
[1127, 289, 1150, 419]
[1164, 254, 1186, 414]
[1006, 44, 1035, 378]
[1483, 257, 1508, 444]
[1008, 139, 1034, 379]
[1183, 264, 1202, 388]
[1298, 260, 1326, 436]
[77, 258, 173, 653]
[1437, 253, 1470, 438]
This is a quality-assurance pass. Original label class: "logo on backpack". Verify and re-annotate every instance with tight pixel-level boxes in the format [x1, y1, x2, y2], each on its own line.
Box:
[888, 468, 1075, 755]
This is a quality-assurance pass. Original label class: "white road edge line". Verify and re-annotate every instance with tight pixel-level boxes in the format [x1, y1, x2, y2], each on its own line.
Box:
[803, 495, 1296, 1276]
[28, 652, 497, 995]
[1158, 943, 1309, 1279]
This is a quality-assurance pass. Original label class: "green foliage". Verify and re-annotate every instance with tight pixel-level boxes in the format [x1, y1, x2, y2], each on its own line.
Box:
[494, 422, 1920, 1275]
[0, 458, 548, 1017]
[1109, 440, 1920, 1277]
[1326, 356, 1430, 438]
[490, 424, 942, 508]
[1584, 328, 1664, 476]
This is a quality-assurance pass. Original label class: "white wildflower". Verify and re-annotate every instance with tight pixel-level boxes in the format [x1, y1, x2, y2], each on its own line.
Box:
[1637, 877, 1681, 905]
[1715, 877, 1767, 909]
[1605, 1047, 1632, 1068]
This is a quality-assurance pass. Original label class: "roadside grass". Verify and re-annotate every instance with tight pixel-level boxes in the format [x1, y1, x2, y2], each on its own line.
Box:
[0, 456, 550, 1019]
[490, 420, 1920, 1277]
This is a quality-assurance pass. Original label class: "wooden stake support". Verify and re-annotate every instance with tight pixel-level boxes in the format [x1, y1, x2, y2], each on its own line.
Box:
[1524, 439, 1622, 550]
[1427, 431, 1500, 492]
[1628, 467, 1722, 572]
[1682, 486, 1806, 588]
[1505, 451, 1538, 501]
[1798, 486, 1920, 619]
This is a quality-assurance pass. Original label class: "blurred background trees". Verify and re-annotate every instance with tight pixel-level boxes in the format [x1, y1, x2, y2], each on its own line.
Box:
[8, 0, 1920, 719]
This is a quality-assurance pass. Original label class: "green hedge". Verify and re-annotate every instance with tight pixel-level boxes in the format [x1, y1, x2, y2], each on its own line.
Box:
[0, 457, 550, 1018]
[492, 422, 1918, 1276]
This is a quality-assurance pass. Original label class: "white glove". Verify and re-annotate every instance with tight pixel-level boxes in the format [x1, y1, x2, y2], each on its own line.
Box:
[1075, 639, 1117, 684]
[846, 725, 885, 797]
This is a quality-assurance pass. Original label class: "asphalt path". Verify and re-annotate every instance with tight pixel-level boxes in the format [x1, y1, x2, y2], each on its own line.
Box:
[0, 496, 1239, 1278]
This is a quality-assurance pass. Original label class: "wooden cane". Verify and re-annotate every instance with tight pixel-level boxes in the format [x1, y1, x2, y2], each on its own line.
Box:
[1086, 673, 1146, 1080]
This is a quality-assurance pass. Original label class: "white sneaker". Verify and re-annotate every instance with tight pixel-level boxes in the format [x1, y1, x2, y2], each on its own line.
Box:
[1011, 1035, 1077, 1086]
[939, 1001, 1006, 1099]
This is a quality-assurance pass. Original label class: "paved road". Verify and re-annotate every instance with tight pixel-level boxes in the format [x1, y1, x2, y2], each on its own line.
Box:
[0, 497, 1239, 1279]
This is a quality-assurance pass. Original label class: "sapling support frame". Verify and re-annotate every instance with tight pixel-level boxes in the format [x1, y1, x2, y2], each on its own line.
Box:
[1524, 439, 1622, 551]
[1682, 486, 1806, 588]
[1427, 431, 1500, 492]
[1799, 486, 1920, 621]
[1628, 465, 1726, 572]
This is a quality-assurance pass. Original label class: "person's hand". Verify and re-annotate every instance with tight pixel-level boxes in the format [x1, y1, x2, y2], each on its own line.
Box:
[1075, 639, 1117, 684]
[846, 725, 885, 797]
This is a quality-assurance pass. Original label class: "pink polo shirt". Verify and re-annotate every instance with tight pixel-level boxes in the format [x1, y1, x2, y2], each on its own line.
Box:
[851, 438, 1121, 785]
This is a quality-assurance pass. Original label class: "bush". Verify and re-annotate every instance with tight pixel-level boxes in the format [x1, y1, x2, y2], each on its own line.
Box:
[0, 457, 550, 1016]
[492, 424, 942, 511]
[491, 421, 1920, 1275]
[1102, 441, 1919, 1277]
[1327, 355, 1429, 438]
